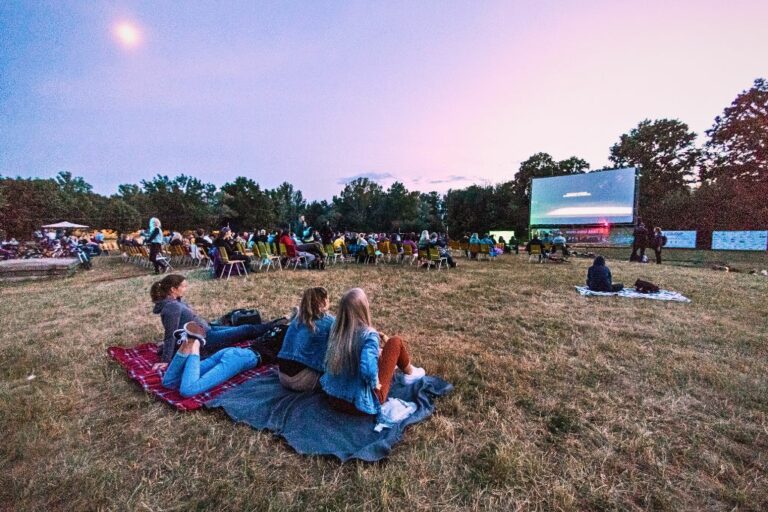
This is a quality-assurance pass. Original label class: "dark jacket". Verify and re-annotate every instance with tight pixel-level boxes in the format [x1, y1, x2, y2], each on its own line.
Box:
[153, 298, 210, 363]
[586, 256, 613, 292]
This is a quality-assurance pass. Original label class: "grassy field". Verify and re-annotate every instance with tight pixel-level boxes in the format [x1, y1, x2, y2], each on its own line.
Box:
[1, 251, 767, 511]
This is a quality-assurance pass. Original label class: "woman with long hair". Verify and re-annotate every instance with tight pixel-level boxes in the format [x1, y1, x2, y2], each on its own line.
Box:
[277, 287, 335, 392]
[320, 288, 425, 415]
[147, 217, 167, 274]
[150, 274, 287, 370]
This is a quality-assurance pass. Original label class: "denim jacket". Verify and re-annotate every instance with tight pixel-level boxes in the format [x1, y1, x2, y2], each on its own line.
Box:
[320, 328, 381, 415]
[277, 313, 335, 372]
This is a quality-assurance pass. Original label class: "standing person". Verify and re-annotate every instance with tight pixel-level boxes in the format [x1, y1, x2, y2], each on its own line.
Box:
[321, 288, 425, 416]
[630, 220, 648, 262]
[651, 227, 665, 264]
[147, 217, 166, 274]
[277, 287, 335, 392]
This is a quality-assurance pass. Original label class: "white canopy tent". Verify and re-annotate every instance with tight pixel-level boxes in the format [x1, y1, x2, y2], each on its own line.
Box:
[41, 221, 90, 229]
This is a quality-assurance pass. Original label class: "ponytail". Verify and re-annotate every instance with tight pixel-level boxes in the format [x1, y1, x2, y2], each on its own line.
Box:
[150, 274, 186, 302]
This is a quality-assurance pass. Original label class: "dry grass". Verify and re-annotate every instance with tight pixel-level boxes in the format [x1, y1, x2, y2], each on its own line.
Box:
[1, 252, 767, 511]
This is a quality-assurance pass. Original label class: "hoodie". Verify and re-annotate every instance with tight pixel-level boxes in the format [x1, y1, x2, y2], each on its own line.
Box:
[153, 298, 210, 363]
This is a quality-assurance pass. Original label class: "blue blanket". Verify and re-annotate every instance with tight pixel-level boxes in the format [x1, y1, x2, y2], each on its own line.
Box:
[206, 372, 453, 462]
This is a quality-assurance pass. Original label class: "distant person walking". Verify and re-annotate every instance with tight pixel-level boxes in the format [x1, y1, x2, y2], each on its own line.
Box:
[147, 217, 166, 274]
[651, 227, 665, 264]
[629, 220, 648, 262]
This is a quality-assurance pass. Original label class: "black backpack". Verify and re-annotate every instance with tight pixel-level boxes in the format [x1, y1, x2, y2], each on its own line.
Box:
[212, 308, 262, 326]
[250, 323, 289, 364]
[634, 279, 660, 294]
[661, 235, 668, 247]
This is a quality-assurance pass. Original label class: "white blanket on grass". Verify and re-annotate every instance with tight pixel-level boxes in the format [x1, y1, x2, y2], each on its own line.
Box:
[575, 286, 691, 303]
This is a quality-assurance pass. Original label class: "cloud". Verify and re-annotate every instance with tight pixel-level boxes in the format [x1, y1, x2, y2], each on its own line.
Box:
[428, 175, 473, 184]
[336, 172, 396, 185]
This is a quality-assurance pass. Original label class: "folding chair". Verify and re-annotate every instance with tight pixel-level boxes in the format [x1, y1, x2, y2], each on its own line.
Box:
[401, 244, 416, 265]
[528, 245, 543, 263]
[365, 244, 381, 265]
[427, 247, 447, 271]
[324, 244, 339, 266]
[217, 246, 247, 279]
[279, 243, 308, 270]
[258, 242, 282, 271]
[378, 241, 390, 263]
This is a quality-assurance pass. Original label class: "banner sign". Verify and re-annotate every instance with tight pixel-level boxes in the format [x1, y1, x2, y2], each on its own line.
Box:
[663, 231, 697, 249]
[711, 231, 768, 251]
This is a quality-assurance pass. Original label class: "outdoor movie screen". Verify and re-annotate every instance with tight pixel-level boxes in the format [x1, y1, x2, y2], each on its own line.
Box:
[529, 167, 637, 226]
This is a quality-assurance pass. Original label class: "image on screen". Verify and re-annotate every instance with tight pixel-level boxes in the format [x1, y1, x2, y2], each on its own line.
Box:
[529, 167, 637, 226]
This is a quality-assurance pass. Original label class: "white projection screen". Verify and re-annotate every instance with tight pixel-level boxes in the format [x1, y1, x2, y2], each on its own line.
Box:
[530, 167, 637, 227]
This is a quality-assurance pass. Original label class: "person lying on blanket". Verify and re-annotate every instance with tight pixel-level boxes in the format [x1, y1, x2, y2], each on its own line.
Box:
[161, 321, 263, 397]
[277, 287, 335, 392]
[150, 274, 287, 371]
[586, 256, 624, 293]
[321, 288, 425, 416]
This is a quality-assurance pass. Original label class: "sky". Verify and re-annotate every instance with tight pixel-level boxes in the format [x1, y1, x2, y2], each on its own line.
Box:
[1, 0, 767, 200]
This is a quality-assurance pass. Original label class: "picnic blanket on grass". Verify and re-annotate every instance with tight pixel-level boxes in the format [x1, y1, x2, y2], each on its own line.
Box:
[206, 372, 453, 462]
[575, 286, 691, 302]
[108, 343, 275, 411]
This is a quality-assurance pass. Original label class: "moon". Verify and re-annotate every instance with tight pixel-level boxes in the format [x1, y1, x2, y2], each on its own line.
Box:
[114, 22, 141, 48]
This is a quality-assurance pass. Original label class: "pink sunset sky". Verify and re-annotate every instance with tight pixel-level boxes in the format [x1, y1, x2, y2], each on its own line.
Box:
[0, 0, 766, 199]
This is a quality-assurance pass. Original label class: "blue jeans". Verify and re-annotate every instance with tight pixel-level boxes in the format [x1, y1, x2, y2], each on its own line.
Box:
[204, 323, 275, 353]
[162, 347, 260, 397]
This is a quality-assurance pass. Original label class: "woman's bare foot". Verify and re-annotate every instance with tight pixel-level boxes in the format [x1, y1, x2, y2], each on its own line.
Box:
[403, 363, 414, 375]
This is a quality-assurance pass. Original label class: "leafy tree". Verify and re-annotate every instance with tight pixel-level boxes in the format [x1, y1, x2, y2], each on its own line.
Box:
[417, 191, 445, 233]
[220, 177, 275, 231]
[332, 178, 384, 231]
[609, 119, 699, 223]
[445, 185, 495, 237]
[304, 200, 333, 228]
[54, 171, 97, 224]
[0, 177, 64, 238]
[138, 174, 217, 230]
[268, 182, 306, 228]
[100, 197, 142, 233]
[703, 78, 768, 183]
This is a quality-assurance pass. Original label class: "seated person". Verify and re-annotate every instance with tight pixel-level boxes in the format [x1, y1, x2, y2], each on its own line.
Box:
[278, 228, 316, 267]
[195, 228, 213, 250]
[321, 288, 425, 416]
[525, 235, 545, 261]
[151, 274, 287, 369]
[551, 232, 568, 257]
[401, 234, 418, 263]
[277, 287, 335, 392]
[213, 227, 249, 262]
[430, 232, 456, 267]
[586, 256, 624, 292]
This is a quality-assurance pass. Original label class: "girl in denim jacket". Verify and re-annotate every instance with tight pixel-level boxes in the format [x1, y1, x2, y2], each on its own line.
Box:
[277, 287, 335, 392]
[320, 288, 425, 415]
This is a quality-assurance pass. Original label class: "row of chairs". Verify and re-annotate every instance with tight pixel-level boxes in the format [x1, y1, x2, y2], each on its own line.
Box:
[447, 240, 496, 261]
[120, 244, 211, 271]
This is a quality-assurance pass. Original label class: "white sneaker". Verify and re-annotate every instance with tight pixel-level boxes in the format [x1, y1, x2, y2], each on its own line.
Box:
[402, 366, 425, 385]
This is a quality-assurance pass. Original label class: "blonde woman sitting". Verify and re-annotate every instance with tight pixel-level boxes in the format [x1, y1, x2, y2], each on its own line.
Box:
[320, 288, 425, 416]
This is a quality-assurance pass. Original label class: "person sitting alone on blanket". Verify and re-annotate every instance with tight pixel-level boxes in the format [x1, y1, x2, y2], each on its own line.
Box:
[586, 255, 624, 293]
[277, 287, 335, 392]
[321, 288, 425, 416]
[150, 274, 285, 371]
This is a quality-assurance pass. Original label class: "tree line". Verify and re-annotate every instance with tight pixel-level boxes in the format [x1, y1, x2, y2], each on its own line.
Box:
[1, 79, 765, 241]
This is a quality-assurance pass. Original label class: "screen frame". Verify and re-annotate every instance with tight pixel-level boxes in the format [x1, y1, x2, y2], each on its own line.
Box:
[528, 167, 639, 229]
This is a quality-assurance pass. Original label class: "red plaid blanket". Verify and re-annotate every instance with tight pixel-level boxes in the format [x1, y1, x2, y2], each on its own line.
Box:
[108, 343, 276, 411]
